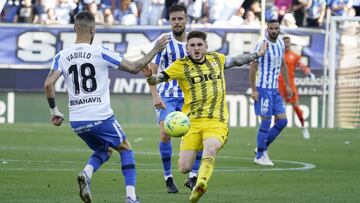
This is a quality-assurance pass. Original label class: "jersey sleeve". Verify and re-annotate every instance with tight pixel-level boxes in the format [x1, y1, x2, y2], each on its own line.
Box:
[254, 40, 264, 62]
[162, 59, 183, 81]
[151, 33, 169, 65]
[100, 46, 123, 69]
[151, 51, 163, 65]
[50, 53, 63, 73]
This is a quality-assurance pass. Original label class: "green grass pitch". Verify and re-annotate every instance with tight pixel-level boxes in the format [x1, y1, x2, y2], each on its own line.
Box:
[0, 124, 359, 203]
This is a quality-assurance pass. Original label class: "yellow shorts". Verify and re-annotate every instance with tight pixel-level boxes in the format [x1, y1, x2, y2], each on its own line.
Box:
[180, 118, 229, 151]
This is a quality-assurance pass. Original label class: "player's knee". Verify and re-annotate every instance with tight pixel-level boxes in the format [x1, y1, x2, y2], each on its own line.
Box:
[160, 131, 171, 142]
[276, 118, 288, 130]
[115, 139, 133, 152]
[260, 118, 272, 130]
[177, 160, 191, 174]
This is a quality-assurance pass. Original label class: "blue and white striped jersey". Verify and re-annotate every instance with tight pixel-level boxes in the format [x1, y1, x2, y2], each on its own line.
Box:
[152, 32, 187, 98]
[50, 43, 123, 121]
[254, 37, 285, 89]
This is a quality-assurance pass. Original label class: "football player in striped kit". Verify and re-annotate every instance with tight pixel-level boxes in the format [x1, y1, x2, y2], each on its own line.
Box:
[147, 4, 202, 193]
[44, 11, 168, 203]
[249, 19, 293, 166]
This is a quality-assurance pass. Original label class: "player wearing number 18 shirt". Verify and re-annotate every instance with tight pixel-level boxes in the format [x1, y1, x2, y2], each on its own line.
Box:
[44, 11, 167, 203]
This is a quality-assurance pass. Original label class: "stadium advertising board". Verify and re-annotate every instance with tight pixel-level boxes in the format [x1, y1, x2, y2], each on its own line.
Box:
[0, 25, 325, 127]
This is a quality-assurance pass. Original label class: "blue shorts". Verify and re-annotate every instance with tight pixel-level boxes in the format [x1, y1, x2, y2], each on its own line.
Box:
[70, 115, 126, 152]
[254, 87, 286, 117]
[156, 97, 184, 122]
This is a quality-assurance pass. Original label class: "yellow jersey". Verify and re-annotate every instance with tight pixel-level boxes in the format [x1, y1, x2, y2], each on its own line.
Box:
[163, 52, 228, 123]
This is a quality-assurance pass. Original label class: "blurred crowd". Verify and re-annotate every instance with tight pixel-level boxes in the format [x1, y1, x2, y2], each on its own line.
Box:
[0, 0, 359, 28]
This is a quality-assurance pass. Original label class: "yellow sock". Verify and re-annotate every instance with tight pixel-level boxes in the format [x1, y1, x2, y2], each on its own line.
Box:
[197, 156, 215, 184]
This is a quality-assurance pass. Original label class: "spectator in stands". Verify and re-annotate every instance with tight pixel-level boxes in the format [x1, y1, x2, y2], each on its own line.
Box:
[85, 0, 104, 24]
[186, 0, 208, 24]
[281, 12, 298, 28]
[353, 0, 360, 16]
[33, 0, 48, 24]
[114, 0, 138, 25]
[46, 7, 58, 24]
[1, 0, 20, 22]
[139, 0, 164, 25]
[104, 7, 114, 25]
[328, 0, 352, 16]
[292, 0, 306, 26]
[54, 0, 77, 24]
[274, 0, 292, 21]
[305, 0, 326, 28]
[229, 6, 245, 26]
[249, 0, 262, 19]
[161, 0, 178, 21]
[13, 0, 40, 23]
[243, 10, 260, 26]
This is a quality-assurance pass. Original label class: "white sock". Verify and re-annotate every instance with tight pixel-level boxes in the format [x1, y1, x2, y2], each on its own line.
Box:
[164, 175, 172, 180]
[83, 164, 94, 179]
[126, 185, 136, 200]
[189, 172, 197, 178]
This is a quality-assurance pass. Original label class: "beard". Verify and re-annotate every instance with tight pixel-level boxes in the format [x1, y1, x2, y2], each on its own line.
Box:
[269, 32, 279, 41]
[173, 27, 185, 36]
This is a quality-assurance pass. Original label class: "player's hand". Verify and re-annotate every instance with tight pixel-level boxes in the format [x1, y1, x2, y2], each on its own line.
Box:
[153, 35, 169, 53]
[50, 107, 64, 127]
[251, 89, 259, 101]
[257, 42, 268, 57]
[153, 95, 166, 110]
[286, 86, 293, 99]
[142, 64, 153, 77]
[308, 72, 315, 81]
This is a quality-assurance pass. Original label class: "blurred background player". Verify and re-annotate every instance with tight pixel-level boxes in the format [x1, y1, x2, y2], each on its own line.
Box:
[147, 4, 202, 193]
[145, 30, 267, 203]
[278, 36, 315, 139]
[249, 19, 292, 166]
[44, 11, 168, 203]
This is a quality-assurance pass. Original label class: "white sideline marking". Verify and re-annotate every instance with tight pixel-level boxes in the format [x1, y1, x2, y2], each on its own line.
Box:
[0, 146, 315, 172]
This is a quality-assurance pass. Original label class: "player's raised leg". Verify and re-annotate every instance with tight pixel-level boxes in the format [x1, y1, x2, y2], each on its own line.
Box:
[158, 114, 179, 193]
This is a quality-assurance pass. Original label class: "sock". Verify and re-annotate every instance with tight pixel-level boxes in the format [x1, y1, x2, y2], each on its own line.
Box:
[189, 150, 203, 178]
[293, 105, 304, 127]
[85, 150, 110, 178]
[83, 165, 94, 179]
[120, 150, 136, 189]
[159, 141, 172, 178]
[267, 118, 288, 147]
[197, 156, 215, 184]
[256, 119, 271, 159]
[126, 185, 136, 200]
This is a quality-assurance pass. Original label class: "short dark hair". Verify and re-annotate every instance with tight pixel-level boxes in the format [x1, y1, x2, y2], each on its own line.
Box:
[169, 4, 187, 15]
[283, 36, 290, 40]
[75, 11, 95, 25]
[267, 19, 280, 24]
[187, 30, 207, 41]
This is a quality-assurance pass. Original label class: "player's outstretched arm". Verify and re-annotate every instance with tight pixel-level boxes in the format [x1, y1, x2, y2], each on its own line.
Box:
[118, 35, 168, 74]
[143, 66, 167, 86]
[44, 70, 64, 126]
[225, 42, 267, 69]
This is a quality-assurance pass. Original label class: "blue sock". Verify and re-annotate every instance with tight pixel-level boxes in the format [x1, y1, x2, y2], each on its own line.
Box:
[256, 119, 271, 159]
[267, 118, 288, 148]
[159, 141, 172, 177]
[120, 150, 136, 186]
[190, 151, 203, 175]
[87, 151, 110, 173]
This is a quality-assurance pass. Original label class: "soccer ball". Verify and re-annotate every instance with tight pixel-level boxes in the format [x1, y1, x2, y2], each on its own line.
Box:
[164, 111, 190, 137]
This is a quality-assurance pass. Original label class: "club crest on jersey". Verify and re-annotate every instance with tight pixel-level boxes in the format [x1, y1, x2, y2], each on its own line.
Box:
[190, 73, 222, 84]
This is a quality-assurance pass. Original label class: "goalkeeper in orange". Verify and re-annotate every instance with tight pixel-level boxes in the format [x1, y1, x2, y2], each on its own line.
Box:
[278, 36, 315, 139]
